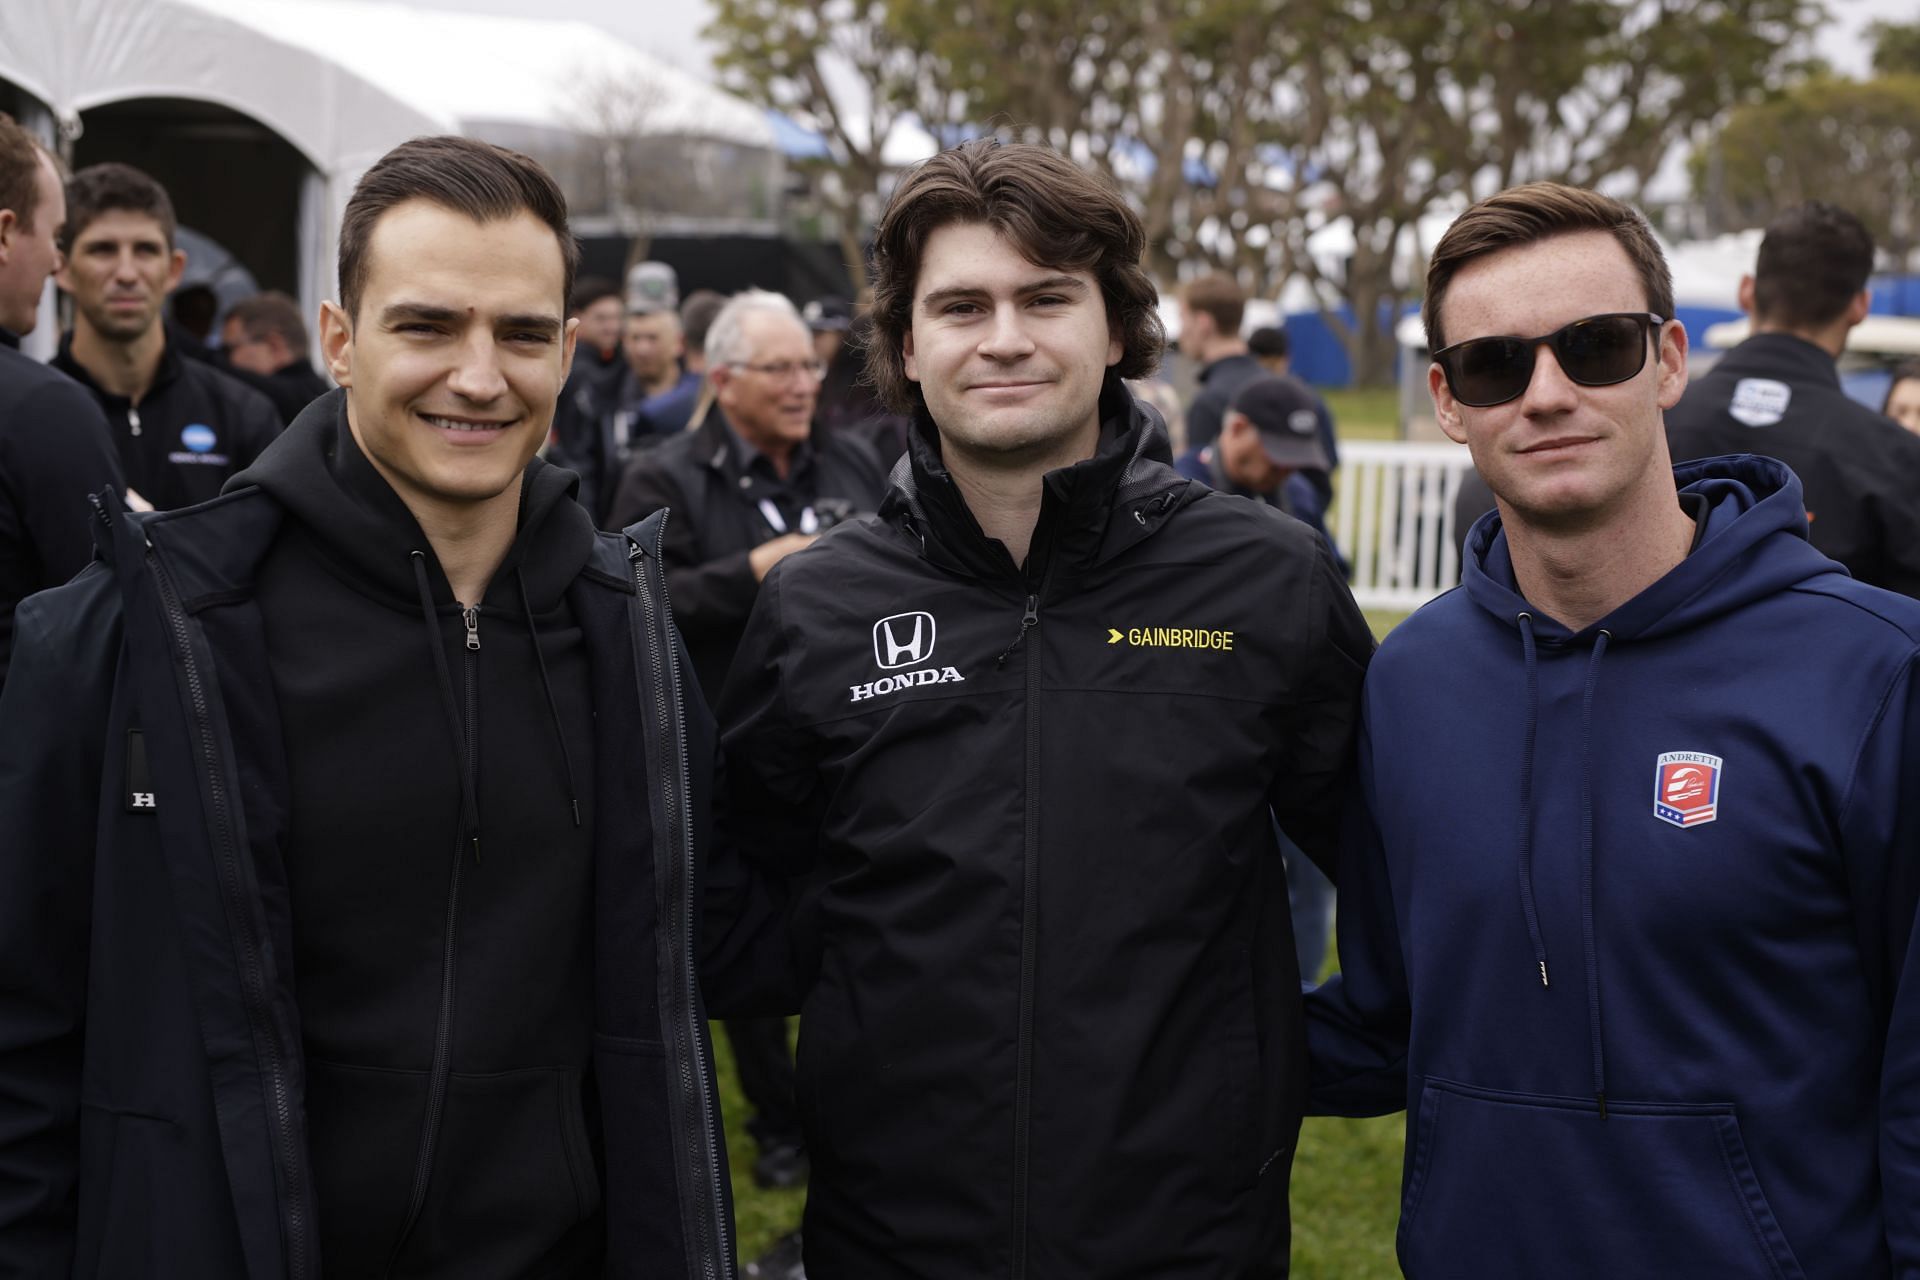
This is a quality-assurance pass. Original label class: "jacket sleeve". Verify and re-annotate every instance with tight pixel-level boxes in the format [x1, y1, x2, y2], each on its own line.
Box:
[1267, 534, 1373, 879]
[6, 380, 123, 592]
[1303, 711, 1412, 1117]
[1871, 448, 1920, 600]
[0, 573, 119, 1276]
[608, 459, 760, 638]
[701, 568, 819, 1018]
[1841, 648, 1920, 1265]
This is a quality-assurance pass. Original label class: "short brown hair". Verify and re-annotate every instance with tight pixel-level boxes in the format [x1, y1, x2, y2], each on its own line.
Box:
[867, 139, 1163, 413]
[226, 290, 308, 352]
[0, 113, 52, 233]
[63, 162, 176, 252]
[1424, 182, 1673, 350]
[337, 135, 579, 320]
[1753, 202, 1874, 329]
[1180, 272, 1245, 337]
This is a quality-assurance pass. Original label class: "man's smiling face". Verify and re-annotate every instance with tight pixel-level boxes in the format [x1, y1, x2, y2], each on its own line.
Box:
[903, 220, 1121, 467]
[321, 198, 576, 524]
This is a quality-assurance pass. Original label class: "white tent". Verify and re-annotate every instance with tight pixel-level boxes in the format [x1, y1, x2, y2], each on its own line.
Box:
[0, 0, 775, 356]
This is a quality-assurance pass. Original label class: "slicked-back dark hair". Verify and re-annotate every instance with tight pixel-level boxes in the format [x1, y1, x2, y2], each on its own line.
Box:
[0, 113, 53, 232]
[1753, 202, 1875, 330]
[337, 135, 579, 320]
[63, 162, 176, 252]
[1424, 182, 1672, 351]
[867, 139, 1163, 413]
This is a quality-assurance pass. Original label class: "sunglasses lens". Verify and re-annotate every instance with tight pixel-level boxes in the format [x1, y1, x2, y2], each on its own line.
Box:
[1442, 315, 1653, 407]
[1448, 337, 1531, 407]
[1557, 315, 1649, 386]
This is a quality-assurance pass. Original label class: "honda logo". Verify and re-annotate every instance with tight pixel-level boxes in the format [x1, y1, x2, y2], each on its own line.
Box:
[873, 611, 936, 669]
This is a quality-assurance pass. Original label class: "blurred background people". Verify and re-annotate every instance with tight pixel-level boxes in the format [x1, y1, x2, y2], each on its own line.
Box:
[1177, 271, 1261, 450]
[220, 289, 330, 425]
[1885, 360, 1920, 435]
[51, 162, 279, 510]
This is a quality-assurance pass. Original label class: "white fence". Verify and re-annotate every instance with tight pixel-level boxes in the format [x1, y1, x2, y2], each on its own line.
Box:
[1332, 441, 1478, 612]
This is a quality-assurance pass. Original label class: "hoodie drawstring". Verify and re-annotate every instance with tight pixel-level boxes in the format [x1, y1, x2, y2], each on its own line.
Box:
[518, 568, 582, 828]
[411, 551, 480, 861]
[1579, 630, 1612, 1119]
[1515, 611, 1615, 1120]
[1515, 613, 1551, 990]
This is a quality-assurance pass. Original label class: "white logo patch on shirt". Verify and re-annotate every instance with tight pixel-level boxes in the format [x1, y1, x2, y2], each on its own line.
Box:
[1728, 378, 1791, 427]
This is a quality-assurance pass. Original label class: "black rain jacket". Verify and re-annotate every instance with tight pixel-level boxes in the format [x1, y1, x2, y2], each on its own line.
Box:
[0, 453, 742, 1277]
[720, 378, 1373, 1278]
[1666, 332, 1920, 598]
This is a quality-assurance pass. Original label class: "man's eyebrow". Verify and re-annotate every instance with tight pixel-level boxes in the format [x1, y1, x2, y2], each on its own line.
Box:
[377, 303, 561, 335]
[919, 275, 1090, 311]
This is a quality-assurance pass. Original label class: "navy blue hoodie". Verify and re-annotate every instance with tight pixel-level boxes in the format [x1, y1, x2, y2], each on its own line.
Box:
[1308, 455, 1920, 1278]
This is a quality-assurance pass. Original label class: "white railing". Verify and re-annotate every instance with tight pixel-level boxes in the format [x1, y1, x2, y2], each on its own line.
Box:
[1332, 441, 1477, 612]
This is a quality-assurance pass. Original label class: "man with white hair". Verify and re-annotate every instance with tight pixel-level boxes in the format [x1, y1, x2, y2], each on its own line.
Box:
[608, 291, 886, 1263]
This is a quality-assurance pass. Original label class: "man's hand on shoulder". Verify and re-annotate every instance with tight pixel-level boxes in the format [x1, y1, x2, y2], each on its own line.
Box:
[749, 532, 817, 582]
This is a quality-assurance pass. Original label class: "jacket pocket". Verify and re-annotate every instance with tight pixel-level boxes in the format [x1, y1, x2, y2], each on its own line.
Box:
[1398, 1078, 1805, 1280]
[307, 1058, 599, 1278]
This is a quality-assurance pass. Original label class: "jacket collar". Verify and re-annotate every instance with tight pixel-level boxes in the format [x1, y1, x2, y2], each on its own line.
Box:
[881, 373, 1193, 581]
[53, 328, 185, 405]
[1714, 331, 1840, 389]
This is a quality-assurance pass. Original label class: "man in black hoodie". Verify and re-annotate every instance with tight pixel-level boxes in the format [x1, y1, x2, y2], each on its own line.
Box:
[721, 140, 1372, 1277]
[0, 136, 755, 1278]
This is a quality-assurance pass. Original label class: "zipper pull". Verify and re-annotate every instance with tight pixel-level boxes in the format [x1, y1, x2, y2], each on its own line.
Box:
[463, 606, 481, 651]
[128, 405, 142, 437]
[995, 594, 1041, 668]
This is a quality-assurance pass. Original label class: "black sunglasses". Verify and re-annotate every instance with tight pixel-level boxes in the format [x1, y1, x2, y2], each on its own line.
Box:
[1433, 312, 1665, 408]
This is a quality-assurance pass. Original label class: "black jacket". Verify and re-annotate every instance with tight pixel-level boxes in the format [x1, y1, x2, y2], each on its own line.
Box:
[1185, 351, 1265, 448]
[232, 358, 332, 427]
[0, 396, 740, 1278]
[606, 408, 889, 701]
[720, 379, 1374, 1278]
[0, 332, 123, 693]
[52, 333, 283, 512]
[1666, 332, 1920, 597]
[549, 347, 632, 523]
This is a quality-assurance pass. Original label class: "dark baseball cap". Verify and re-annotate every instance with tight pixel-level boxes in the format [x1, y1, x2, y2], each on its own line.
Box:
[1229, 375, 1329, 470]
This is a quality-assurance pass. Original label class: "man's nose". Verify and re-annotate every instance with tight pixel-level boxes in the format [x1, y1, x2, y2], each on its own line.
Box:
[1518, 343, 1580, 415]
[447, 332, 508, 401]
[978, 304, 1037, 360]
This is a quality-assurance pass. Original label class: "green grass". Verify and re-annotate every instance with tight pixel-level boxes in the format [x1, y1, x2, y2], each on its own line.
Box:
[1322, 387, 1401, 442]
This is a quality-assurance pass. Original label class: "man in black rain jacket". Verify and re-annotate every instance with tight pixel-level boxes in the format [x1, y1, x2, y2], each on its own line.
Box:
[0, 137, 755, 1279]
[720, 140, 1373, 1278]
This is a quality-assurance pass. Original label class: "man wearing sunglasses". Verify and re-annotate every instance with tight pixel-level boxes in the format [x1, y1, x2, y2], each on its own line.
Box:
[1308, 181, 1920, 1277]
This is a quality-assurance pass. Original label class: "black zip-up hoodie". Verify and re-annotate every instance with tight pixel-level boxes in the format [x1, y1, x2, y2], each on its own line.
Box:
[231, 398, 604, 1276]
[720, 378, 1374, 1278]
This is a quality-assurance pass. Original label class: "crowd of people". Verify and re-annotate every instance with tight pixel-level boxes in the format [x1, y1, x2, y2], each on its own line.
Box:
[0, 106, 1916, 1280]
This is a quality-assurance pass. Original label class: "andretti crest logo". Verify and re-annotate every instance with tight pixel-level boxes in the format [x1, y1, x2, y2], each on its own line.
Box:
[852, 611, 964, 703]
[1654, 751, 1722, 828]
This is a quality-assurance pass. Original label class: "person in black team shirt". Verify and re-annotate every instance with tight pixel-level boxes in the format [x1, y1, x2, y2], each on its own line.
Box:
[220, 290, 332, 426]
[721, 140, 1371, 1278]
[51, 162, 281, 510]
[1666, 201, 1920, 598]
[0, 135, 755, 1279]
[0, 112, 121, 695]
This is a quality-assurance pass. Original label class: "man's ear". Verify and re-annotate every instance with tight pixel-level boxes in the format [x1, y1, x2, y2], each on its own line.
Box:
[902, 329, 918, 383]
[318, 301, 354, 388]
[1844, 288, 1871, 328]
[1737, 274, 1756, 318]
[1430, 362, 1469, 446]
[0, 208, 15, 265]
[165, 248, 186, 293]
[560, 315, 579, 383]
[1654, 317, 1689, 410]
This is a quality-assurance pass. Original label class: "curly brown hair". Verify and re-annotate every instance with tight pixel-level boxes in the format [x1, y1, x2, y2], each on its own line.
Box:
[865, 139, 1163, 413]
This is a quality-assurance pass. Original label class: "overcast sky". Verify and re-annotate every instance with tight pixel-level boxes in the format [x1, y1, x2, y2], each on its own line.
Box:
[335, 0, 1912, 83]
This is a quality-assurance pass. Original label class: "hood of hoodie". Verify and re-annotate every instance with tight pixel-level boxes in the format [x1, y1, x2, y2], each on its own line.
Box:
[879, 373, 1193, 580]
[228, 388, 595, 613]
[1461, 453, 1838, 644]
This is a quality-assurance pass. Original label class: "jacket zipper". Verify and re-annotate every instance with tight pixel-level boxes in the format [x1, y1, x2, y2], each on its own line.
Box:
[387, 608, 479, 1274]
[629, 529, 731, 1279]
[146, 538, 313, 1279]
[128, 404, 141, 437]
[1010, 586, 1043, 1280]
